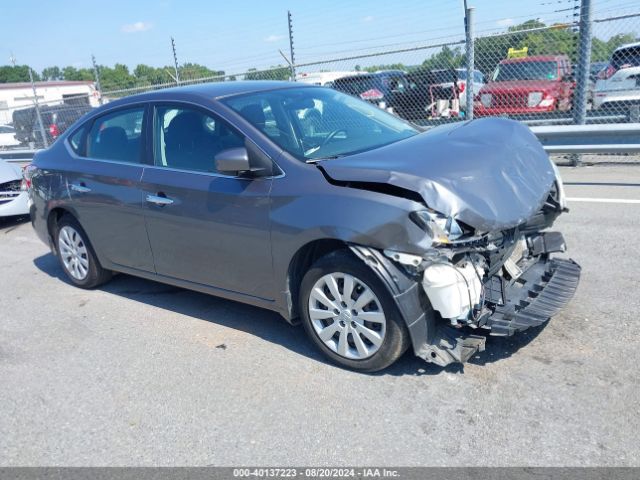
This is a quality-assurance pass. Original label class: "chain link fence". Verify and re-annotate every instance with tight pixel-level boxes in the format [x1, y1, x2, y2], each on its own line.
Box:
[0, 0, 638, 162]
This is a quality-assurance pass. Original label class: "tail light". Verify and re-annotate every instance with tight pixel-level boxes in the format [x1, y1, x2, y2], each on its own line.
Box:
[458, 81, 466, 93]
[22, 164, 36, 191]
[48, 123, 60, 139]
[598, 64, 617, 80]
[360, 89, 384, 101]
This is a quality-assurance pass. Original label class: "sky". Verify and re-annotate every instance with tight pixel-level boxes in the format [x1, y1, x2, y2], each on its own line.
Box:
[1, 0, 638, 75]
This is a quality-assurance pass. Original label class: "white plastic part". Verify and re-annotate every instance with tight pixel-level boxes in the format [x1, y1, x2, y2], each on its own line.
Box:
[422, 262, 484, 323]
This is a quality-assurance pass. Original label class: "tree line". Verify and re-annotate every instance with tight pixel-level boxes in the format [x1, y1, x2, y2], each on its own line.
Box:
[0, 63, 229, 91]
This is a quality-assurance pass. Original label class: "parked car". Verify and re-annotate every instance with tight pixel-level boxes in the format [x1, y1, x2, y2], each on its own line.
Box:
[475, 55, 575, 116]
[391, 68, 485, 120]
[28, 81, 580, 372]
[588, 61, 609, 106]
[0, 159, 29, 217]
[12, 103, 94, 146]
[593, 42, 640, 111]
[0, 124, 21, 149]
[332, 70, 408, 110]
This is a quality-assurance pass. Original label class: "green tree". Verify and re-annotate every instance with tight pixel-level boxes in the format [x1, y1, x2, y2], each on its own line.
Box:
[62, 66, 93, 81]
[420, 46, 464, 71]
[0, 65, 38, 83]
[245, 65, 291, 80]
[99, 63, 135, 91]
[179, 62, 225, 81]
[591, 33, 636, 61]
[41, 66, 62, 81]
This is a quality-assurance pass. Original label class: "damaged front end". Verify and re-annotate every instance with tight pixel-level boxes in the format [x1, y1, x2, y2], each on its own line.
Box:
[353, 225, 580, 367]
[337, 119, 581, 367]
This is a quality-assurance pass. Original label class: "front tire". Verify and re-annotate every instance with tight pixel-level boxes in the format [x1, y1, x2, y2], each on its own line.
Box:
[299, 250, 410, 372]
[55, 214, 111, 289]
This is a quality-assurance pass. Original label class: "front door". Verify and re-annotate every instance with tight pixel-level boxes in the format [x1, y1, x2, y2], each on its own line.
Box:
[67, 105, 154, 272]
[141, 103, 274, 300]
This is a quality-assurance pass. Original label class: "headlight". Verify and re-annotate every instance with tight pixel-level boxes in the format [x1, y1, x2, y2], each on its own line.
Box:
[480, 93, 492, 107]
[410, 210, 465, 245]
[550, 161, 567, 210]
[528, 91, 543, 107]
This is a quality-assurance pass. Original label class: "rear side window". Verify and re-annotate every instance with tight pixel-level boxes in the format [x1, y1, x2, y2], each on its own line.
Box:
[86, 107, 144, 163]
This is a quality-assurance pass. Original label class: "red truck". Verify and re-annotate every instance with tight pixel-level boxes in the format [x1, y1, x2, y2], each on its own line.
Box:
[474, 55, 574, 116]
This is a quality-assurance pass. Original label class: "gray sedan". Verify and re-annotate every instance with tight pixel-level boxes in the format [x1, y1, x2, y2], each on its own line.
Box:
[27, 81, 580, 372]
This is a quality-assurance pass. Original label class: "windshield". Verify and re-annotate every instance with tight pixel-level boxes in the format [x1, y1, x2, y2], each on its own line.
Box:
[612, 46, 640, 69]
[223, 87, 418, 161]
[493, 61, 558, 81]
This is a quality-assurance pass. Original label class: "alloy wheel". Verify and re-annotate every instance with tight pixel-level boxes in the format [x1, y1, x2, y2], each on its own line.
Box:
[307, 272, 387, 360]
[58, 225, 90, 281]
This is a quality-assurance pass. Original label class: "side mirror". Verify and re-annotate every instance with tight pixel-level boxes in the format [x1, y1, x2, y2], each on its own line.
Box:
[215, 147, 251, 174]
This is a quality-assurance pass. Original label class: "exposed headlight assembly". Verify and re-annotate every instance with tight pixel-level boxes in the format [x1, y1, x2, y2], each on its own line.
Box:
[527, 91, 543, 107]
[410, 210, 465, 245]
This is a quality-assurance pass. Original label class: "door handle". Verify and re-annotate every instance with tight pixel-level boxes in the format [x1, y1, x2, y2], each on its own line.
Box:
[146, 194, 174, 206]
[70, 183, 91, 193]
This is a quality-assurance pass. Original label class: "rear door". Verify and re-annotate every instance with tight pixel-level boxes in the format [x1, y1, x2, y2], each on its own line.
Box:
[66, 105, 155, 272]
[141, 102, 274, 300]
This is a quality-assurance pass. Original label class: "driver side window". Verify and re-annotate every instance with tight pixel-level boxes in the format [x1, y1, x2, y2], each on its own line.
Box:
[153, 105, 245, 174]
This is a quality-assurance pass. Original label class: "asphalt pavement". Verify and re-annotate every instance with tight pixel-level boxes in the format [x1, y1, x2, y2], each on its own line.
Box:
[1, 165, 639, 466]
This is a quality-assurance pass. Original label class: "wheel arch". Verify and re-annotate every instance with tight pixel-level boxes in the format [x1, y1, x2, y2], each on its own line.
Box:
[285, 238, 350, 323]
[47, 207, 76, 253]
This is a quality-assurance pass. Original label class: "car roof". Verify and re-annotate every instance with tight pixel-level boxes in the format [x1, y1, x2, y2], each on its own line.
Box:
[104, 81, 314, 106]
[614, 41, 640, 52]
[500, 55, 568, 64]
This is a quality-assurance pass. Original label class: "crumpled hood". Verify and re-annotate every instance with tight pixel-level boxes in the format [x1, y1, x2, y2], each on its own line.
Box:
[320, 117, 555, 232]
[0, 159, 22, 182]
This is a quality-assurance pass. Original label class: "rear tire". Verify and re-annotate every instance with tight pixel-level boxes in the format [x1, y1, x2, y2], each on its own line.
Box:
[299, 250, 410, 372]
[55, 214, 112, 289]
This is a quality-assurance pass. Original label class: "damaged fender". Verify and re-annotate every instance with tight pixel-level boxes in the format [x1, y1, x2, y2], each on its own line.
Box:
[350, 245, 486, 367]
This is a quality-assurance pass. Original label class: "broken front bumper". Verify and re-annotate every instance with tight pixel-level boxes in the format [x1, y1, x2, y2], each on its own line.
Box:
[419, 255, 581, 367]
[482, 257, 581, 336]
[351, 243, 581, 368]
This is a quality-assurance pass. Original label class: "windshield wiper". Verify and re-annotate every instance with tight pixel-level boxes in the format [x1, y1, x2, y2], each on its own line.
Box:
[306, 155, 344, 164]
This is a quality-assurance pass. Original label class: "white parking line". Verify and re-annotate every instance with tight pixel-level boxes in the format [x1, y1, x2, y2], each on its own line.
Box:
[567, 197, 640, 204]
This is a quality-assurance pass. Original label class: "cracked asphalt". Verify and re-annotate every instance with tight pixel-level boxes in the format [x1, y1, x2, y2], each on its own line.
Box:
[1, 165, 638, 466]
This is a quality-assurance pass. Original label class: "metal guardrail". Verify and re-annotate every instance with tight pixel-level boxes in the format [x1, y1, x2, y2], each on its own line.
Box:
[531, 123, 640, 154]
[0, 149, 38, 165]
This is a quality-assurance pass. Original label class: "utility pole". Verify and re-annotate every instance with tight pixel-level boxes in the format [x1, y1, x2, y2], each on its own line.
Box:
[287, 11, 296, 81]
[9, 52, 16, 67]
[29, 67, 48, 148]
[463, 3, 475, 120]
[573, 0, 592, 126]
[91, 54, 103, 105]
[171, 36, 181, 85]
[571, 0, 592, 166]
